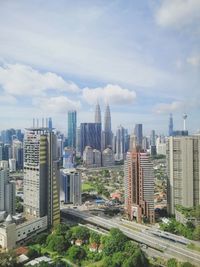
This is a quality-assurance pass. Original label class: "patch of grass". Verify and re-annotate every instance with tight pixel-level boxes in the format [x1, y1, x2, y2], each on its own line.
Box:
[187, 242, 200, 252]
[82, 182, 95, 192]
[84, 260, 104, 267]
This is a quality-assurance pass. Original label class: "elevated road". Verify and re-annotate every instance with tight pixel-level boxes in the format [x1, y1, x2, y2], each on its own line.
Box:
[61, 208, 200, 266]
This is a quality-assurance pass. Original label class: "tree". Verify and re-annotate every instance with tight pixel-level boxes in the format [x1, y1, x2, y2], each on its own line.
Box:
[71, 226, 90, 241]
[180, 263, 195, 267]
[193, 225, 200, 240]
[67, 246, 86, 263]
[103, 228, 128, 255]
[167, 258, 178, 267]
[90, 231, 101, 245]
[0, 250, 17, 267]
[47, 234, 68, 253]
[54, 224, 69, 236]
[112, 252, 126, 267]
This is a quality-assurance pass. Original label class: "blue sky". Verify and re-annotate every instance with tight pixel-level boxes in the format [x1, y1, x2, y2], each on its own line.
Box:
[0, 0, 200, 135]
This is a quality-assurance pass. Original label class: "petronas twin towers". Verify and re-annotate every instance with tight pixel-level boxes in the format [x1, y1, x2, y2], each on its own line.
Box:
[95, 102, 112, 150]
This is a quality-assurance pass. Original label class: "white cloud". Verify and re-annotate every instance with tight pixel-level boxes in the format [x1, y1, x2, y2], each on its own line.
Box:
[187, 55, 200, 67]
[82, 84, 136, 105]
[37, 96, 81, 114]
[0, 94, 17, 105]
[0, 63, 80, 96]
[156, 0, 200, 29]
[154, 101, 184, 114]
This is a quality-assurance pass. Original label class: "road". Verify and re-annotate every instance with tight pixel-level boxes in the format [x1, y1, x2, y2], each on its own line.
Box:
[61, 208, 200, 266]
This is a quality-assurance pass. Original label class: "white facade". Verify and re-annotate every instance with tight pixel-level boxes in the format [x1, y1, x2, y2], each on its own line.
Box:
[83, 146, 93, 167]
[0, 216, 47, 250]
[102, 148, 114, 167]
[167, 136, 200, 214]
[9, 158, 16, 172]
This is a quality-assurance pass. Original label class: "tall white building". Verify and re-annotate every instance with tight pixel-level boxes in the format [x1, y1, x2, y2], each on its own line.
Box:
[102, 148, 114, 167]
[60, 168, 81, 205]
[167, 136, 200, 214]
[115, 125, 125, 161]
[23, 127, 60, 227]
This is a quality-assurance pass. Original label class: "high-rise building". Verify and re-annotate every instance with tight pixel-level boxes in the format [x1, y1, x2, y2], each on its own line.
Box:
[60, 168, 81, 205]
[48, 117, 53, 130]
[63, 147, 74, 169]
[134, 124, 143, 148]
[23, 127, 60, 227]
[68, 110, 77, 148]
[12, 140, 23, 169]
[167, 136, 200, 215]
[80, 123, 101, 155]
[115, 125, 125, 161]
[102, 104, 112, 149]
[124, 150, 155, 223]
[169, 114, 174, 136]
[95, 102, 101, 124]
[0, 167, 16, 215]
[83, 146, 101, 167]
[102, 148, 114, 167]
[76, 127, 81, 157]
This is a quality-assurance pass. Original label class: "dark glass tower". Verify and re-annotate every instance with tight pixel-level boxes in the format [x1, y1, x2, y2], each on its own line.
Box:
[134, 124, 143, 147]
[80, 123, 101, 155]
[68, 110, 77, 148]
[169, 114, 174, 136]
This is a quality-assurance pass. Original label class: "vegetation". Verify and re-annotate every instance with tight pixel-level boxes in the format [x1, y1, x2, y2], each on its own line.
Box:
[176, 205, 200, 219]
[16, 196, 23, 213]
[160, 218, 197, 240]
[0, 250, 18, 267]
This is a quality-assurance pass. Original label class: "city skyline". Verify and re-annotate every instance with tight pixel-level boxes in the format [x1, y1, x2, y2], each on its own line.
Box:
[0, 1, 200, 133]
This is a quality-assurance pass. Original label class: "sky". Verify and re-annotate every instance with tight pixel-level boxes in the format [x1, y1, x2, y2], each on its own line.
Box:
[0, 0, 200, 135]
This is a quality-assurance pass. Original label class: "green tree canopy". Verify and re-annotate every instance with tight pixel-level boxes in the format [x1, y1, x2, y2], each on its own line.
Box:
[67, 246, 86, 263]
[167, 258, 178, 267]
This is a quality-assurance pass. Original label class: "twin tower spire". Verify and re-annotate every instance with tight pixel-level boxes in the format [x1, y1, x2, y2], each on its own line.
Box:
[95, 102, 112, 149]
[94, 102, 111, 132]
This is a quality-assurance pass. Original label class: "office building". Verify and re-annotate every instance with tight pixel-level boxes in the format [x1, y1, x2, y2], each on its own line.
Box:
[80, 123, 101, 155]
[169, 114, 174, 136]
[83, 146, 101, 167]
[12, 139, 23, 170]
[9, 159, 16, 172]
[63, 147, 74, 169]
[124, 150, 155, 223]
[102, 104, 112, 150]
[60, 168, 81, 205]
[102, 148, 114, 167]
[76, 127, 81, 157]
[23, 127, 60, 227]
[115, 125, 125, 161]
[68, 110, 77, 148]
[167, 136, 200, 215]
[48, 117, 53, 130]
[134, 124, 143, 148]
[95, 102, 101, 123]
[0, 167, 16, 215]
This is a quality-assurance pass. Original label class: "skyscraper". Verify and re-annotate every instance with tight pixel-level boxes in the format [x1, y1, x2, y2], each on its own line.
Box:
[169, 113, 173, 136]
[167, 136, 200, 215]
[23, 127, 60, 227]
[115, 125, 125, 161]
[60, 168, 81, 205]
[124, 150, 155, 223]
[0, 167, 16, 215]
[134, 124, 143, 148]
[102, 104, 112, 149]
[48, 117, 53, 130]
[68, 110, 77, 148]
[95, 102, 101, 124]
[80, 123, 101, 154]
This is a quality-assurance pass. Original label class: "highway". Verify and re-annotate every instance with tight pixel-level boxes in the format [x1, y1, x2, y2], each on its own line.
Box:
[61, 208, 200, 266]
